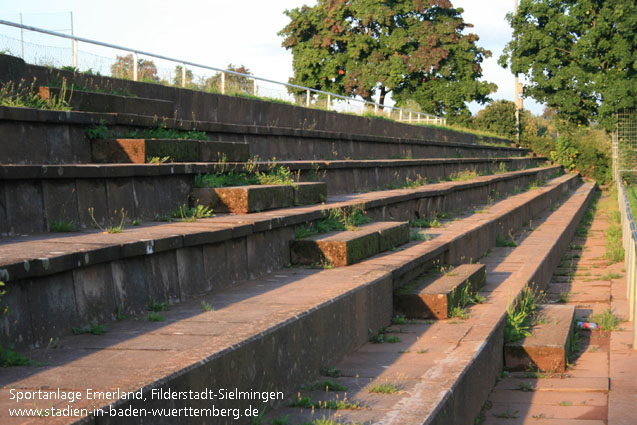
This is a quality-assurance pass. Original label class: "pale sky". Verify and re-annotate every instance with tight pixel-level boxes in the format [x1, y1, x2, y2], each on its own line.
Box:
[0, 0, 543, 115]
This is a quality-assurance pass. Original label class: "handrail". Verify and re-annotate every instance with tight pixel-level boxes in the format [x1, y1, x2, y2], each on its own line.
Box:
[616, 176, 637, 350]
[0, 19, 445, 124]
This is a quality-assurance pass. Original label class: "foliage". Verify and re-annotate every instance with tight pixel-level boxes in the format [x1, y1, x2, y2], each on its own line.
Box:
[72, 318, 108, 335]
[588, 308, 623, 331]
[84, 124, 207, 141]
[499, 0, 637, 130]
[111, 54, 159, 82]
[0, 78, 70, 111]
[519, 114, 611, 183]
[304, 380, 348, 392]
[295, 205, 370, 239]
[505, 287, 539, 343]
[173, 65, 194, 87]
[472, 100, 518, 139]
[279, 0, 496, 124]
[204, 64, 254, 94]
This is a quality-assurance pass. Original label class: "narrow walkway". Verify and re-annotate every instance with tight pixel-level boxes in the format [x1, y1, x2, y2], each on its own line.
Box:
[482, 188, 630, 425]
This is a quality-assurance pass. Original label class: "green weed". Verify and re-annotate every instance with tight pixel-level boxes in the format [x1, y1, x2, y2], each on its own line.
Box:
[588, 308, 623, 331]
[147, 312, 165, 322]
[505, 287, 539, 343]
[367, 382, 403, 394]
[201, 301, 214, 312]
[50, 220, 78, 232]
[72, 318, 107, 335]
[304, 380, 348, 392]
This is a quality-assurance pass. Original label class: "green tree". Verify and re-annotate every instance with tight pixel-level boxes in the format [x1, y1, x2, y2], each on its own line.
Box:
[205, 64, 254, 94]
[110, 54, 159, 82]
[279, 0, 496, 123]
[472, 100, 518, 139]
[172, 65, 194, 87]
[499, 0, 637, 130]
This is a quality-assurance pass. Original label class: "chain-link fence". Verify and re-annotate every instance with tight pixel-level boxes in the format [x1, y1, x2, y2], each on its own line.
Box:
[0, 20, 445, 125]
[613, 110, 637, 350]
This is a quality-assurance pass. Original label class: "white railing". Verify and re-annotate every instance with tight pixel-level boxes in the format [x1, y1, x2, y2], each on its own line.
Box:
[0, 20, 445, 125]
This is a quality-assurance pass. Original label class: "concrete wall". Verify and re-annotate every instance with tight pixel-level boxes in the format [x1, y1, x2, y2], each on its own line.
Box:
[0, 54, 511, 146]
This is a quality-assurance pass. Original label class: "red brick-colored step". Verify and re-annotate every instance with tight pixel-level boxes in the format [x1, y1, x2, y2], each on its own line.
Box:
[505, 304, 576, 372]
[394, 263, 486, 319]
[291, 221, 409, 267]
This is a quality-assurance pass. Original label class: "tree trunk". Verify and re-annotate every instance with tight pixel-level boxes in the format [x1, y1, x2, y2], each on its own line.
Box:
[378, 86, 388, 110]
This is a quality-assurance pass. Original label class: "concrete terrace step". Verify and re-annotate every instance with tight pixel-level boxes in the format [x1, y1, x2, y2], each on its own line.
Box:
[394, 263, 486, 319]
[290, 221, 409, 267]
[1, 54, 513, 148]
[0, 163, 557, 235]
[0, 173, 582, 350]
[0, 182, 592, 425]
[504, 304, 576, 372]
[192, 182, 327, 214]
[38, 86, 175, 118]
[258, 182, 596, 425]
[0, 104, 528, 164]
[91, 138, 250, 163]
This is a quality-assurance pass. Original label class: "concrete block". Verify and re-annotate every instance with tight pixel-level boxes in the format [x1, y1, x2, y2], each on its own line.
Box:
[505, 304, 576, 372]
[293, 182, 327, 206]
[395, 263, 486, 320]
[5, 181, 44, 234]
[291, 222, 408, 267]
[193, 185, 294, 214]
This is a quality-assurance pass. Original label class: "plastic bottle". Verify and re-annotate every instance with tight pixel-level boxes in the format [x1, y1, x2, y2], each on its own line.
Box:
[577, 321, 599, 330]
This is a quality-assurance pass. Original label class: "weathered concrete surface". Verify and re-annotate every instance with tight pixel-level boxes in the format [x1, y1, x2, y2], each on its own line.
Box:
[0, 182, 593, 425]
[192, 182, 325, 214]
[0, 175, 581, 351]
[259, 183, 596, 425]
[38, 86, 174, 117]
[505, 305, 576, 372]
[0, 163, 556, 234]
[1, 54, 515, 147]
[394, 263, 486, 319]
[0, 101, 528, 164]
[91, 139, 249, 163]
[481, 189, 620, 425]
[290, 222, 409, 267]
[192, 184, 294, 213]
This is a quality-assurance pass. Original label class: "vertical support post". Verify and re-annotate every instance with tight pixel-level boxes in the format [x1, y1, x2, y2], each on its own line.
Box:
[181, 63, 186, 87]
[409, 111, 412, 123]
[133, 52, 138, 81]
[306, 90, 310, 107]
[374, 103, 378, 114]
[361, 102, 364, 114]
[221, 72, 225, 94]
[70, 11, 75, 66]
[72, 39, 78, 69]
[19, 13, 24, 59]
[327, 94, 330, 111]
[253, 78, 258, 96]
[399, 109, 402, 121]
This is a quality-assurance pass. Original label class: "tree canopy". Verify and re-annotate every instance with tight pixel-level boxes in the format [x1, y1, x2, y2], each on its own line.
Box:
[472, 100, 518, 139]
[499, 0, 637, 130]
[110, 54, 158, 82]
[279, 0, 496, 124]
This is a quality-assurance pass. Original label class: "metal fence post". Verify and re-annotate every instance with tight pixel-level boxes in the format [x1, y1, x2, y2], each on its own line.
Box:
[133, 52, 138, 81]
[253, 78, 258, 96]
[409, 111, 412, 123]
[72, 39, 78, 69]
[399, 110, 402, 121]
[181, 63, 186, 88]
[221, 72, 225, 94]
[306, 90, 310, 107]
[327, 94, 330, 111]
